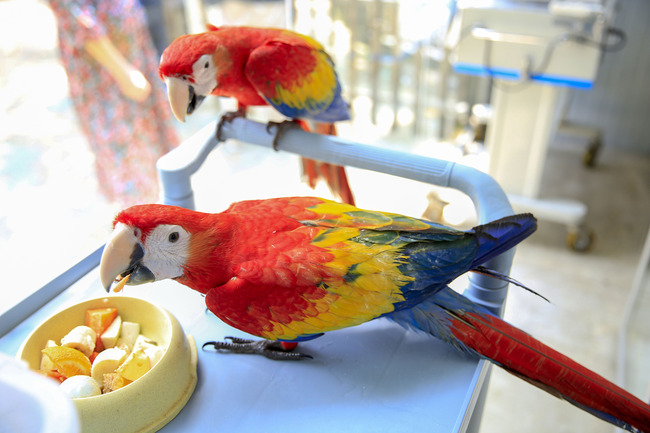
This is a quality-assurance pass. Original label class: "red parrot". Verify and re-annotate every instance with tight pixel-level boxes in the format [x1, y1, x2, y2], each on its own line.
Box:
[99, 196, 650, 432]
[158, 25, 355, 205]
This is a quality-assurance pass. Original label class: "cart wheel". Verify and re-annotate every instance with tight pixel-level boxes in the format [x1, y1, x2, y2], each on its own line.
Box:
[583, 139, 601, 168]
[567, 227, 595, 252]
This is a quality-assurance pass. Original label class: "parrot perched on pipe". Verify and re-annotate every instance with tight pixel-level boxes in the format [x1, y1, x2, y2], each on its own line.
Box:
[99, 196, 650, 433]
[158, 25, 355, 205]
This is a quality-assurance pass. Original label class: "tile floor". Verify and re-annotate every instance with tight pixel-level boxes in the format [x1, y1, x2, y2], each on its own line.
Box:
[478, 139, 650, 433]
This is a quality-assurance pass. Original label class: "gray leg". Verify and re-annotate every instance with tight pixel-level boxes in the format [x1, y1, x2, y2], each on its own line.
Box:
[202, 337, 313, 361]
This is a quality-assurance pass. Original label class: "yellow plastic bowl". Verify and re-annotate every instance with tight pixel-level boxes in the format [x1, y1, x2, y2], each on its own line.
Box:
[16, 296, 198, 433]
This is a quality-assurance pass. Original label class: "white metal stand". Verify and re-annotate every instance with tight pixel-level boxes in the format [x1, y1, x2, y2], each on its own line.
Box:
[485, 81, 592, 250]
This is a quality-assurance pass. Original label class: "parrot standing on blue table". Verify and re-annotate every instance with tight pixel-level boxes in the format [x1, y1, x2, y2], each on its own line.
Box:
[158, 25, 355, 205]
[99, 196, 650, 432]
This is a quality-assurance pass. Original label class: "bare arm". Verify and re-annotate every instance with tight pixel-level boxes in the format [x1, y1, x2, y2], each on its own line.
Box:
[84, 36, 152, 102]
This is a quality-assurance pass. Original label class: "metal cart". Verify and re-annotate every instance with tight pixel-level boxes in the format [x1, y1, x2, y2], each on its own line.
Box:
[0, 117, 520, 432]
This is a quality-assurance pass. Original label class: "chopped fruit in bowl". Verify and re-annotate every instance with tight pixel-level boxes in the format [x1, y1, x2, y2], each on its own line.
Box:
[36, 307, 162, 396]
[16, 296, 197, 433]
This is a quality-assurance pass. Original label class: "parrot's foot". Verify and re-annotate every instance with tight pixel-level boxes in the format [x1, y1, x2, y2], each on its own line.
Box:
[216, 107, 247, 142]
[202, 337, 312, 361]
[266, 120, 303, 151]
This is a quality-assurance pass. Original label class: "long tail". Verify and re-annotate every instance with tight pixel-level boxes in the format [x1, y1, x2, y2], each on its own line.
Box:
[299, 121, 355, 206]
[389, 287, 650, 433]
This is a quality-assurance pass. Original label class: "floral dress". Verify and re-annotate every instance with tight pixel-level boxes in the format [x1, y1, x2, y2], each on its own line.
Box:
[48, 0, 179, 207]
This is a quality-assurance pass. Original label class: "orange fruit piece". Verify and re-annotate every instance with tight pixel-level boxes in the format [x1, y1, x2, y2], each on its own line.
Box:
[85, 307, 118, 336]
[42, 346, 92, 378]
[38, 369, 66, 383]
[86, 307, 118, 352]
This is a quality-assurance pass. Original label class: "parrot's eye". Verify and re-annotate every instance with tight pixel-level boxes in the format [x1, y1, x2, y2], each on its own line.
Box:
[133, 228, 141, 238]
[168, 232, 180, 243]
[204, 61, 209, 68]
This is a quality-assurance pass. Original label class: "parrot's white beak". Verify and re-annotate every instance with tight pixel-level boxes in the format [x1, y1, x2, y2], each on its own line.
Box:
[100, 224, 154, 292]
[165, 77, 190, 123]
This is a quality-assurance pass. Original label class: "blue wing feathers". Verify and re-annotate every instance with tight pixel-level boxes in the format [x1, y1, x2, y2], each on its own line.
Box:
[387, 286, 486, 358]
[387, 213, 536, 312]
[311, 89, 350, 122]
[470, 213, 537, 266]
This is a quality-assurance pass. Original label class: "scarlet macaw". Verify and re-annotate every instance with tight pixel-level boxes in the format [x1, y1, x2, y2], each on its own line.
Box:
[158, 26, 355, 205]
[99, 197, 650, 432]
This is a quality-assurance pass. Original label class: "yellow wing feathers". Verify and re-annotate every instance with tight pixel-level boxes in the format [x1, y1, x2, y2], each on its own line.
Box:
[257, 226, 410, 341]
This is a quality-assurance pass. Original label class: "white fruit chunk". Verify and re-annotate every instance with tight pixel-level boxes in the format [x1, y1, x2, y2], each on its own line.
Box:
[100, 315, 122, 349]
[91, 347, 128, 386]
[60, 326, 96, 357]
[116, 321, 140, 352]
[133, 335, 164, 368]
[59, 375, 102, 398]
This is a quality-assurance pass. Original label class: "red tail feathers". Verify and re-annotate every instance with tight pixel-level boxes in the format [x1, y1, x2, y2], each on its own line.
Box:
[299, 121, 355, 206]
[449, 310, 650, 432]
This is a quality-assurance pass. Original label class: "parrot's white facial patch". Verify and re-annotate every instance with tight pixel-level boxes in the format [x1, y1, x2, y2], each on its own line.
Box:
[192, 54, 218, 96]
[142, 224, 191, 281]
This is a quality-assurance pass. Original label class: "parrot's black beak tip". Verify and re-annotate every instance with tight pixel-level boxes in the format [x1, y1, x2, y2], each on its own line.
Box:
[187, 85, 205, 116]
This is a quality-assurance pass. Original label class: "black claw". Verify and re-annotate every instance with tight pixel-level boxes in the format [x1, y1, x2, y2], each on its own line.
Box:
[266, 120, 303, 151]
[202, 337, 312, 361]
[216, 108, 247, 142]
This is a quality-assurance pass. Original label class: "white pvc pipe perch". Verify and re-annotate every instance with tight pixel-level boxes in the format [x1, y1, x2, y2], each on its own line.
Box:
[156, 117, 516, 315]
